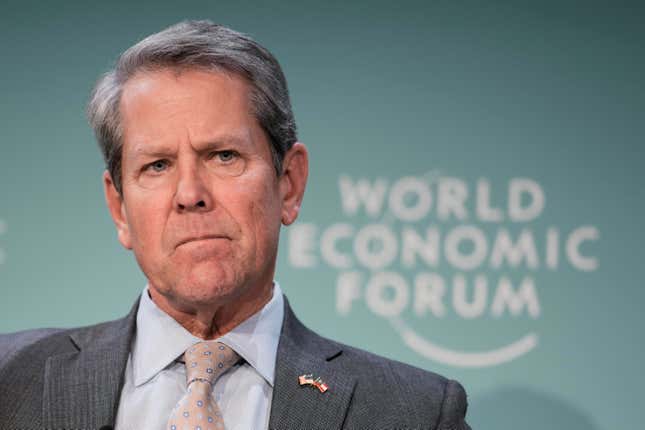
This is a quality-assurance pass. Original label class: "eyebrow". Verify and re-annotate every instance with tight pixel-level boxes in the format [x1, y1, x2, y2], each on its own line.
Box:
[128, 134, 252, 160]
[201, 134, 252, 151]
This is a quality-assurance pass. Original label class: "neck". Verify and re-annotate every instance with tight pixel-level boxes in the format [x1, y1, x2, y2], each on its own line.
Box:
[148, 282, 274, 339]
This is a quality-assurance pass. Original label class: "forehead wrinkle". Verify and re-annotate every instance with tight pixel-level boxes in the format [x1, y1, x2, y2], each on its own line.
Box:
[130, 143, 177, 159]
[125, 112, 194, 161]
[186, 127, 255, 151]
[121, 69, 263, 163]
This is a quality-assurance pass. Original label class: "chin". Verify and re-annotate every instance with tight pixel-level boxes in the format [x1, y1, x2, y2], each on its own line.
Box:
[175, 264, 246, 306]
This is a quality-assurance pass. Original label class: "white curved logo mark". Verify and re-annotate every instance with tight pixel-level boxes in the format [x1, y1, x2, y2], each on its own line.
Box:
[389, 317, 538, 368]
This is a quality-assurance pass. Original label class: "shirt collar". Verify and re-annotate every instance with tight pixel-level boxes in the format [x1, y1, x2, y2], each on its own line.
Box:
[132, 282, 284, 388]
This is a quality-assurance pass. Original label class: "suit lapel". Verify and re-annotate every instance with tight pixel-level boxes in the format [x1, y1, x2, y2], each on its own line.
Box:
[269, 299, 356, 430]
[41, 295, 353, 428]
[43, 299, 138, 429]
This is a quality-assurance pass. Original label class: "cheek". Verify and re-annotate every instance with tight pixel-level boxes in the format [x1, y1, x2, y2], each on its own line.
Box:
[250, 186, 282, 247]
[125, 195, 169, 254]
[233, 180, 282, 254]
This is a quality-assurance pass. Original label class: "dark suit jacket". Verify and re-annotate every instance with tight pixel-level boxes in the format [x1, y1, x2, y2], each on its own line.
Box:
[0, 297, 471, 429]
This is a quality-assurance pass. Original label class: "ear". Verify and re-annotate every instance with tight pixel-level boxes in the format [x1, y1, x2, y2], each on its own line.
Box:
[103, 170, 133, 249]
[279, 142, 309, 225]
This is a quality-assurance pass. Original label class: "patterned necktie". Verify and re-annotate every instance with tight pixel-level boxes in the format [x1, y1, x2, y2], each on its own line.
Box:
[167, 341, 240, 430]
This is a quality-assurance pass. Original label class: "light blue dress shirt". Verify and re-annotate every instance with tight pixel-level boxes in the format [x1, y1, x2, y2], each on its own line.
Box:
[114, 282, 284, 430]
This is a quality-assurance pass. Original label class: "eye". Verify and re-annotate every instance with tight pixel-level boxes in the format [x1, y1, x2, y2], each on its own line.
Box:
[205, 149, 246, 177]
[145, 159, 169, 173]
[213, 150, 237, 163]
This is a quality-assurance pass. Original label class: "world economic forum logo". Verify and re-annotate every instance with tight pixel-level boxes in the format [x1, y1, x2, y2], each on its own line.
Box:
[288, 173, 599, 368]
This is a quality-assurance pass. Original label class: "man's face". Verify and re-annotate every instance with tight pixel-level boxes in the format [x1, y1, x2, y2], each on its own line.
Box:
[104, 68, 305, 311]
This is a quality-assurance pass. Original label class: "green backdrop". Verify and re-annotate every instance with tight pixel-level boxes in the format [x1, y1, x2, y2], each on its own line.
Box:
[1, 1, 643, 429]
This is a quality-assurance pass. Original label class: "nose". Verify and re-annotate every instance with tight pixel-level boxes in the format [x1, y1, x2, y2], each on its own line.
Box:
[173, 164, 213, 212]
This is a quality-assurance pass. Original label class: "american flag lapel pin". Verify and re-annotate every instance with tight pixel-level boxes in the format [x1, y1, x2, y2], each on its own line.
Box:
[299, 373, 329, 393]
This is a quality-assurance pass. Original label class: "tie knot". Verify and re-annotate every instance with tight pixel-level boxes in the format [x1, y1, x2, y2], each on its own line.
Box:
[184, 341, 239, 386]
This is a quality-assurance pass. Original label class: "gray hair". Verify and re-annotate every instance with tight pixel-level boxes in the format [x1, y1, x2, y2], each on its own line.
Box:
[87, 20, 298, 194]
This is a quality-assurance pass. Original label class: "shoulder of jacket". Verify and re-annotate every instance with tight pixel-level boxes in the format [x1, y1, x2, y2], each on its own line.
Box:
[314, 336, 468, 427]
[0, 309, 134, 365]
[326, 336, 449, 383]
[0, 327, 68, 366]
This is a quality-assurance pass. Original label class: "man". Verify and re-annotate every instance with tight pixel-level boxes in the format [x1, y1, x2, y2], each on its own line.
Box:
[0, 21, 471, 429]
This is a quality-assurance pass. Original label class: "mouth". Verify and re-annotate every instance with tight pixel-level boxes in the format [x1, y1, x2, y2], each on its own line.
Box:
[176, 235, 230, 248]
